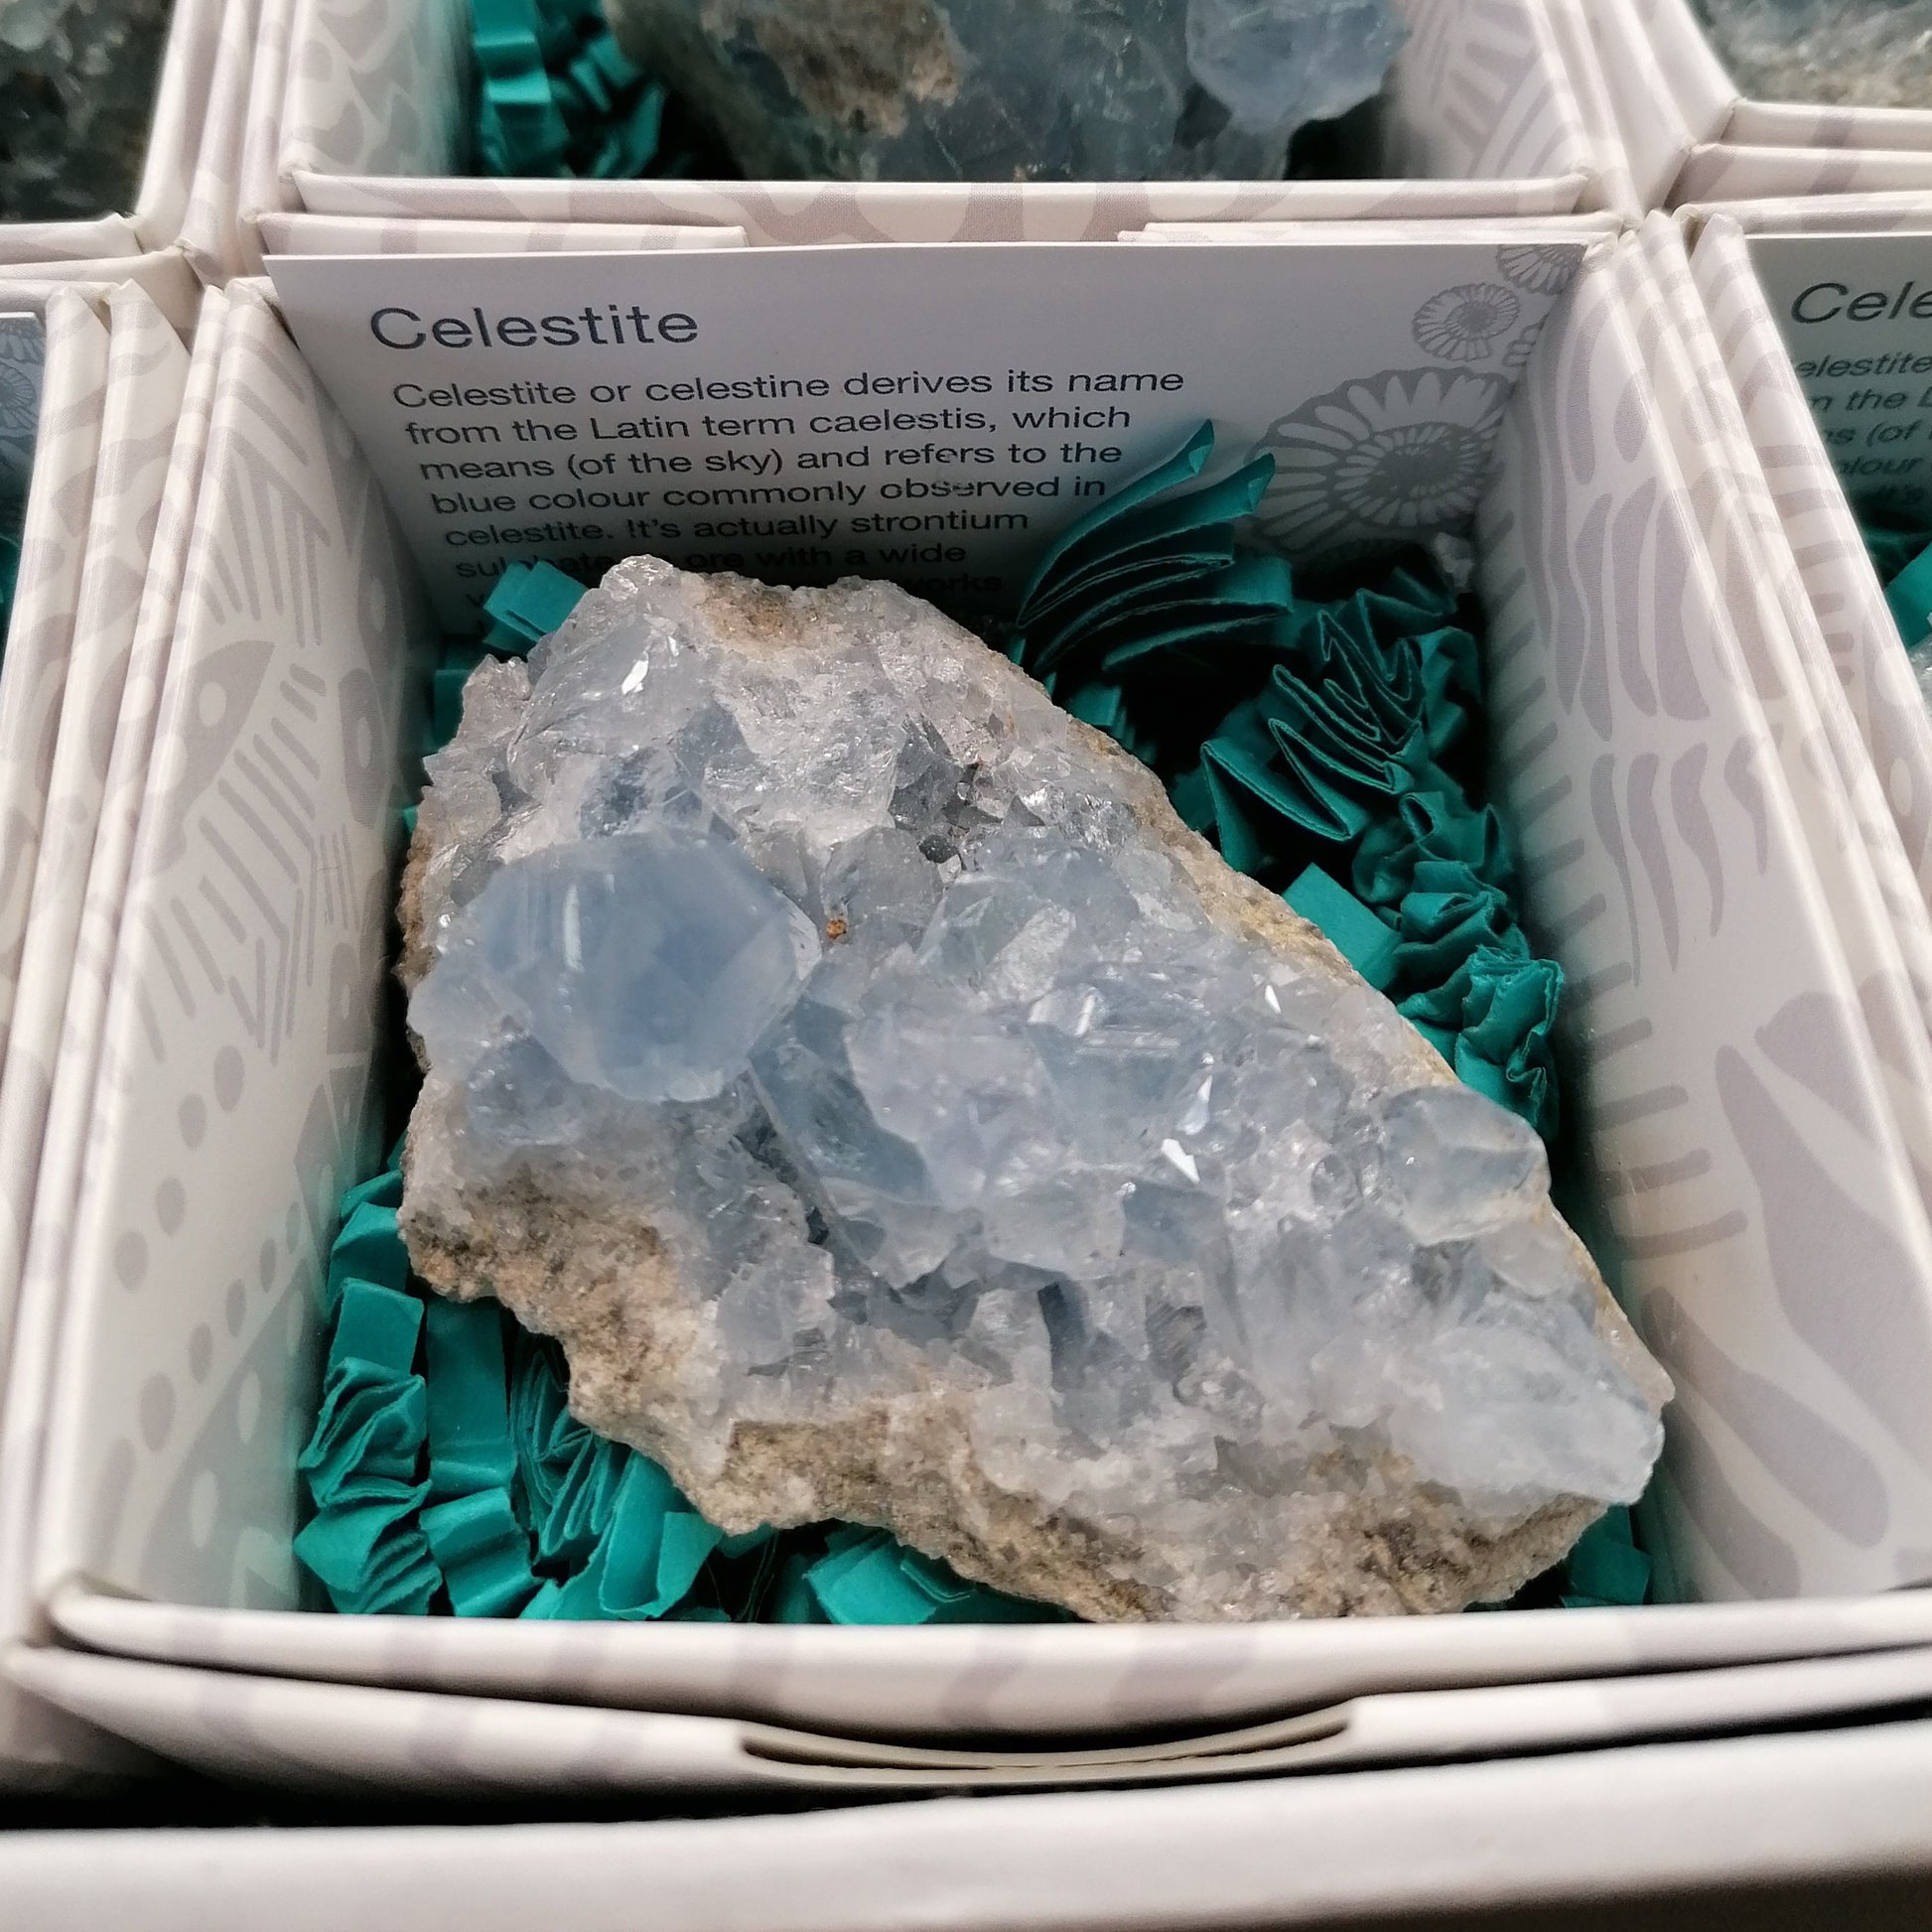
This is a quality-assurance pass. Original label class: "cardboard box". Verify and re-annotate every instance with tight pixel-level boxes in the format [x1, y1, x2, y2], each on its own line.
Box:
[1590, 0, 1932, 206]
[0, 278, 210, 1788]
[244, 0, 1632, 269]
[12, 225, 1932, 1793]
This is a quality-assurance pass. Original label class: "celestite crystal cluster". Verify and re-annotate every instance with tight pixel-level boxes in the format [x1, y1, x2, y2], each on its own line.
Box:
[601, 0, 1405, 183]
[400, 559, 1668, 1622]
[0, 0, 172, 219]
[1691, 0, 1932, 108]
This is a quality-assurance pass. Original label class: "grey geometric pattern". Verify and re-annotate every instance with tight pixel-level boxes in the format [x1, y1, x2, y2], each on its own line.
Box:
[1479, 254, 1932, 1605]
[0, 290, 117, 1782]
[38, 282, 422, 1641]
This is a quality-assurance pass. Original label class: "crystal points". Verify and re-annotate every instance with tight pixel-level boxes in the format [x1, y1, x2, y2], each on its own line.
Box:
[600, 0, 1405, 184]
[400, 559, 1669, 1621]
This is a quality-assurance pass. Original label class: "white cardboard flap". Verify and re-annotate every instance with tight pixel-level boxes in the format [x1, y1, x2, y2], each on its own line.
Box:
[233, 0, 304, 270]
[257, 214, 748, 256]
[1696, 192, 1932, 233]
[1677, 145, 1932, 206]
[0, 282, 229, 1777]
[289, 171, 1601, 237]
[1537, 0, 1642, 218]
[0, 218, 143, 268]
[1612, 0, 1737, 140]
[1725, 102, 1932, 158]
[14, 1641, 1932, 1796]
[1689, 214, 1932, 891]
[1479, 252, 1932, 1601]
[1609, 0, 1932, 207]
[179, 0, 267, 285]
[1378, 0, 1597, 193]
[0, 287, 192, 1785]
[0, 291, 167, 1784]
[1619, 222, 1932, 1229]
[45, 1576, 1932, 1738]
[1580, 0, 1705, 210]
[279, 0, 470, 188]
[0, 257, 203, 338]
[0, 291, 232, 1677]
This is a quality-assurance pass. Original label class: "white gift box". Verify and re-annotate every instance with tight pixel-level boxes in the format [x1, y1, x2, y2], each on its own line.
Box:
[1588, 0, 1932, 207]
[6, 223, 1932, 1795]
[237, 0, 1634, 272]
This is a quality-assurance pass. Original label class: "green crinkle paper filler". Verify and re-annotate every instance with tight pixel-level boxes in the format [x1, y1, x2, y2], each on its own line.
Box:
[333, 433, 1644, 1622]
[1559, 1507, 1651, 1608]
[423, 1485, 539, 1616]
[1861, 507, 1932, 604]
[293, 1281, 442, 1615]
[1861, 509, 1932, 650]
[424, 1296, 518, 1499]
[324, 1203, 408, 1318]
[482, 559, 590, 654]
[1284, 864, 1399, 991]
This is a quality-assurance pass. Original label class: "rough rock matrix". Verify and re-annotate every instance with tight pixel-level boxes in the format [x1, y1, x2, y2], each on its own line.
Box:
[601, 0, 1405, 183]
[1691, 0, 1932, 109]
[399, 558, 1668, 1621]
[0, 0, 172, 220]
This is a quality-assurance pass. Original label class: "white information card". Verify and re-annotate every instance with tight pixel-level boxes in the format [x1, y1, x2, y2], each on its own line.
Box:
[270, 239, 1585, 630]
[1750, 231, 1932, 525]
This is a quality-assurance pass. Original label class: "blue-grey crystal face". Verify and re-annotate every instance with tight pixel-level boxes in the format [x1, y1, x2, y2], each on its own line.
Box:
[415, 830, 819, 1107]
[407, 570, 1663, 1563]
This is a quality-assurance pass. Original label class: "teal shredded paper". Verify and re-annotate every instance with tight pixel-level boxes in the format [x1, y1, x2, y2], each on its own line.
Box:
[311, 430, 1651, 1623]
[472, 0, 667, 180]
[294, 1281, 441, 1615]
[324, 1202, 408, 1317]
[423, 1486, 539, 1616]
[1862, 506, 1932, 607]
[424, 1297, 518, 1500]
[1559, 1507, 1651, 1609]
[482, 559, 590, 654]
[0, 530, 19, 651]
[1283, 865, 1399, 991]
[1865, 512, 1932, 651]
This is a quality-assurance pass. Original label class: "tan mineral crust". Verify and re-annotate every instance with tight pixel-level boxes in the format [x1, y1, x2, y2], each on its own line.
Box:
[399, 558, 1669, 1622]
